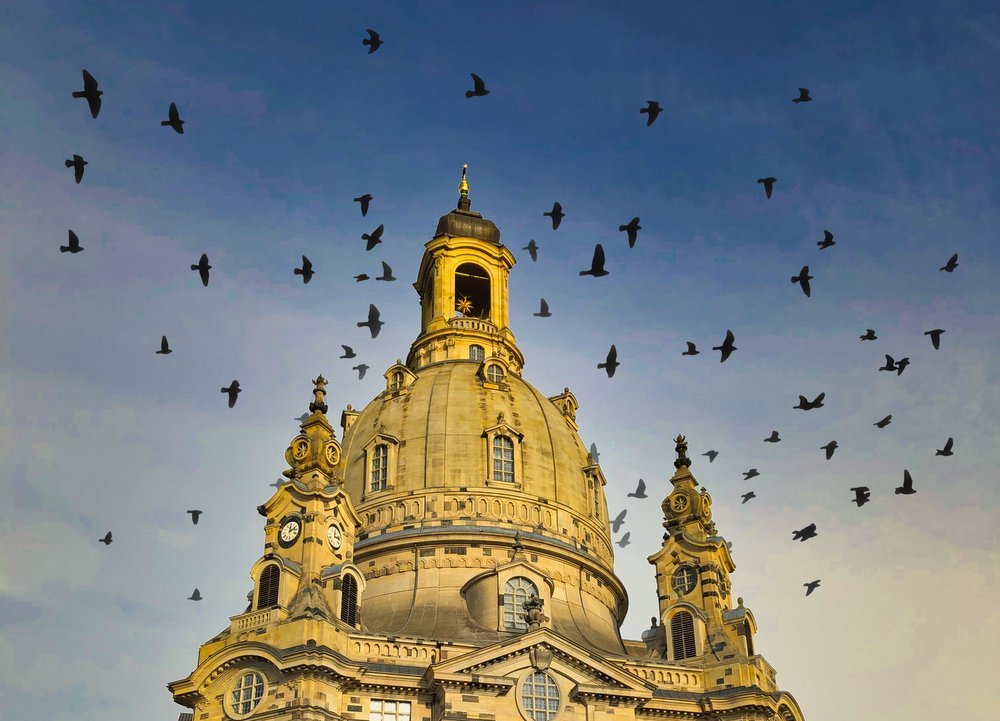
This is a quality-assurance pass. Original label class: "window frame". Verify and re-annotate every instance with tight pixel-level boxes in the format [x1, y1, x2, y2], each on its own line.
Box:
[670, 610, 697, 661]
[502, 577, 538, 632]
[469, 344, 485, 362]
[371, 443, 388, 492]
[225, 670, 267, 720]
[516, 669, 561, 721]
[256, 564, 280, 610]
[369, 699, 412, 721]
[492, 434, 515, 483]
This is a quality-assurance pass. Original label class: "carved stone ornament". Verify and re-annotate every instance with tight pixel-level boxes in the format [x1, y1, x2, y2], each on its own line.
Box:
[325, 442, 341, 466]
[529, 645, 553, 671]
[522, 595, 549, 631]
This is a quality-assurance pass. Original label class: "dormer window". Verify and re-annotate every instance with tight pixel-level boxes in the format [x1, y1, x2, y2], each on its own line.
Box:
[390, 370, 404, 391]
[470, 344, 485, 362]
[487, 364, 504, 383]
[340, 574, 359, 626]
[503, 577, 537, 631]
[493, 435, 515, 483]
[371, 444, 388, 492]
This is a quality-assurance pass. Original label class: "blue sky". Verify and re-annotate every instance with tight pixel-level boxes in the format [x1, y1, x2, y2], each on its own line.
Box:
[1, 1, 998, 720]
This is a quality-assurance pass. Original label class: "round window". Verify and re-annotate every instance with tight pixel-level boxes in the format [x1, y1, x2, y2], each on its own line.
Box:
[227, 671, 265, 718]
[519, 670, 560, 721]
[672, 567, 697, 595]
[486, 364, 504, 383]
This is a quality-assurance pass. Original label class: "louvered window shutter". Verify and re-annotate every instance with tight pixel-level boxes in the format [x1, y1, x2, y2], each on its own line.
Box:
[671, 611, 696, 660]
[341, 574, 358, 626]
[257, 565, 279, 609]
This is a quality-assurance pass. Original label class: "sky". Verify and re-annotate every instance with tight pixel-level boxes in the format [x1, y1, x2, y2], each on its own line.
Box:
[1, 1, 998, 720]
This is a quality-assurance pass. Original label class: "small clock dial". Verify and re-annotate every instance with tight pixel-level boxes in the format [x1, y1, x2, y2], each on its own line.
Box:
[279, 519, 301, 546]
[327, 524, 343, 550]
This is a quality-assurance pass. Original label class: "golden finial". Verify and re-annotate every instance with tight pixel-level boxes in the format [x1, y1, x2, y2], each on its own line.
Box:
[673, 434, 690, 469]
[459, 163, 469, 197]
[309, 375, 329, 415]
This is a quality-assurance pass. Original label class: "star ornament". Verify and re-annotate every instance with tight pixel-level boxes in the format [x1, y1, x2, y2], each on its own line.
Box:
[456, 296, 474, 315]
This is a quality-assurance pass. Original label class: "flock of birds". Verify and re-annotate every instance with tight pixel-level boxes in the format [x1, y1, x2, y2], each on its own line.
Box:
[66, 28, 960, 604]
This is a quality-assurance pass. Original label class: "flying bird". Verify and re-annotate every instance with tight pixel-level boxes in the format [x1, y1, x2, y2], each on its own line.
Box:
[294, 256, 314, 284]
[191, 254, 211, 286]
[618, 217, 641, 248]
[376, 261, 396, 281]
[354, 274, 369, 282]
[295, 413, 310, 423]
[639, 100, 662, 126]
[466, 73, 489, 98]
[65, 154, 88, 183]
[616, 532, 631, 549]
[712, 330, 737, 363]
[894, 358, 910, 376]
[936, 437, 954, 456]
[270, 478, 284, 489]
[598, 345, 619, 378]
[791, 265, 813, 297]
[161, 102, 185, 134]
[340, 345, 356, 359]
[611, 509, 627, 534]
[523, 239, 538, 262]
[879, 355, 898, 372]
[757, 177, 776, 199]
[874, 414, 892, 428]
[354, 194, 373, 216]
[924, 329, 944, 350]
[793, 88, 813, 103]
[793, 392, 825, 410]
[742, 468, 760, 481]
[60, 229, 83, 253]
[627, 479, 647, 499]
[362, 28, 383, 54]
[544, 202, 564, 230]
[98, 531, 113, 545]
[764, 430, 781, 443]
[821, 440, 838, 460]
[895, 469, 916, 495]
[860, 329, 877, 341]
[188, 588, 203, 601]
[221, 380, 241, 408]
[792, 523, 818, 541]
[589, 442, 600, 464]
[850, 486, 871, 507]
[703, 450, 719, 463]
[533, 298, 551, 317]
[741, 491, 756, 504]
[352, 364, 369, 380]
[579, 244, 609, 277]
[72, 69, 102, 118]
[803, 580, 821, 596]
[187, 510, 202, 525]
[817, 230, 835, 249]
[156, 336, 172, 355]
[682, 342, 700, 356]
[358, 304, 384, 338]
[940, 253, 958, 272]
[362, 224, 384, 251]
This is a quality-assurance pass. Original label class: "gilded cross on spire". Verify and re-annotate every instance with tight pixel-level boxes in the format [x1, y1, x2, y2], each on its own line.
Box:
[309, 375, 329, 415]
[673, 434, 691, 469]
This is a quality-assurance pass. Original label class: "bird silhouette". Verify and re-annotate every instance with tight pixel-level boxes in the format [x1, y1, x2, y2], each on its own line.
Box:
[270, 478, 284, 489]
[682, 342, 700, 356]
[894, 358, 910, 376]
[358, 304, 384, 338]
[340, 345, 357, 359]
[874, 414, 892, 428]
[60, 229, 83, 253]
[98, 531, 113, 545]
[817, 230, 835, 249]
[295, 413, 309, 423]
[821, 440, 838, 460]
[65, 154, 88, 183]
[619, 217, 641, 248]
[895, 469, 916, 495]
[362, 28, 383, 54]
[523, 239, 538, 262]
[703, 450, 719, 463]
[533, 298, 551, 318]
[860, 329, 877, 341]
[879, 355, 898, 372]
[742, 468, 760, 480]
[72, 69, 102, 118]
[580, 244, 609, 277]
[187, 510, 202, 525]
[589, 442, 600, 464]
[161, 102, 185, 134]
[616, 532, 631, 549]
[741, 491, 756, 504]
[221, 381, 241, 408]
[191, 254, 211, 286]
[352, 364, 369, 380]
[803, 580, 821, 596]
[757, 177, 776, 199]
[639, 100, 662, 126]
[354, 274, 369, 282]
[940, 253, 958, 272]
[627, 479, 647, 499]
[294, 255, 314, 284]
[466, 73, 489, 98]
[354, 194, 373, 216]
[611, 509, 627, 533]
[792, 523, 818, 541]
[850, 486, 871, 507]
[156, 336, 172, 355]
[188, 588, 203, 601]
[375, 261, 396, 282]
[598, 345, 620, 378]
[793, 392, 825, 410]
[712, 330, 737, 363]
[764, 430, 781, 443]
[544, 202, 564, 230]
[936, 437, 954, 456]
[791, 265, 813, 297]
[362, 224, 384, 251]
[924, 329, 944, 350]
[793, 88, 813, 103]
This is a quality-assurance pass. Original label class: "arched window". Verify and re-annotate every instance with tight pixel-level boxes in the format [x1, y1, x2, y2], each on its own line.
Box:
[256, 564, 279, 609]
[470, 344, 485, 362]
[341, 574, 358, 626]
[521, 671, 560, 720]
[493, 435, 515, 483]
[744, 620, 754, 656]
[371, 444, 388, 492]
[671, 611, 696, 660]
[455, 263, 491, 319]
[390, 370, 404, 391]
[486, 363, 505, 383]
[503, 577, 537, 631]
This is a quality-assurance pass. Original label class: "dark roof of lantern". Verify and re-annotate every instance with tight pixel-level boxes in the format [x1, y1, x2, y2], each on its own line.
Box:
[435, 196, 501, 245]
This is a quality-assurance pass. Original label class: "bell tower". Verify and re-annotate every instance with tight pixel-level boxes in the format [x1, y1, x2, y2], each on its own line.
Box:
[406, 165, 525, 373]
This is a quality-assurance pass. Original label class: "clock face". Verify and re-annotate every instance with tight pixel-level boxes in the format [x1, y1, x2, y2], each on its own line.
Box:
[279, 519, 301, 546]
[327, 524, 342, 550]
